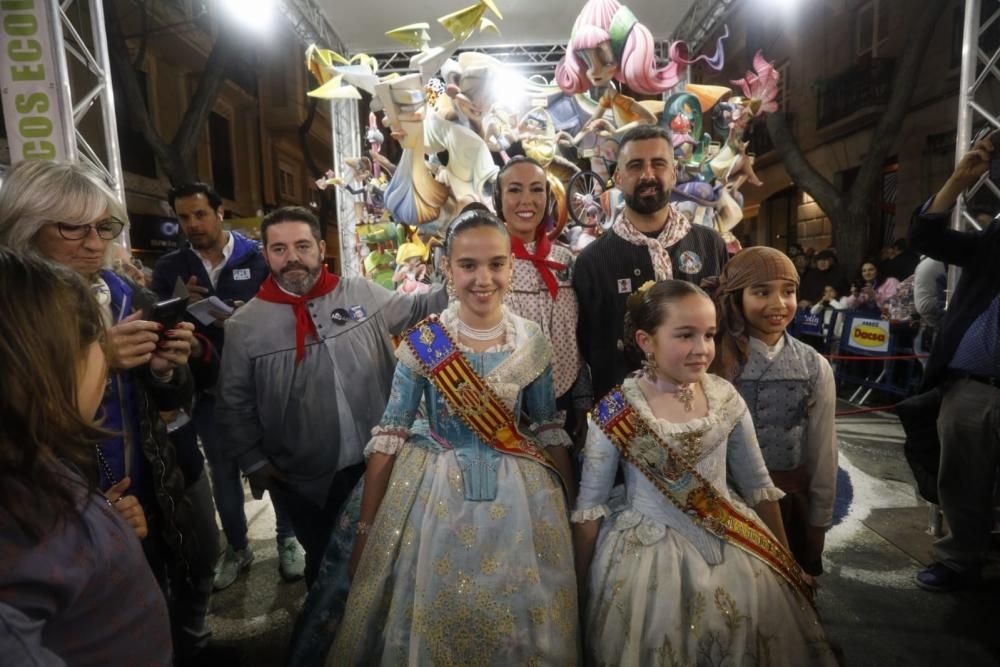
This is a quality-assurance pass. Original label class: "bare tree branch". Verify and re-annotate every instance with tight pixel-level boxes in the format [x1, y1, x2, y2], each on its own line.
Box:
[132, 1, 149, 70]
[766, 111, 845, 218]
[106, 0, 171, 164]
[105, 0, 237, 185]
[847, 2, 947, 214]
[765, 2, 948, 271]
[172, 27, 238, 160]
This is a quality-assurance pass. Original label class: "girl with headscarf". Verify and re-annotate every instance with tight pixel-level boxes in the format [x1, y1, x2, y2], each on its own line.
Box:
[707, 247, 839, 576]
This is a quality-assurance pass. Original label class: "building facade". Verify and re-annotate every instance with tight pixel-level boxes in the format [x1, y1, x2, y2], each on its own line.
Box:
[695, 0, 992, 265]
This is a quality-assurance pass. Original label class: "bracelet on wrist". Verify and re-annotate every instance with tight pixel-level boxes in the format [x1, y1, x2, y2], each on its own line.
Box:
[356, 520, 371, 536]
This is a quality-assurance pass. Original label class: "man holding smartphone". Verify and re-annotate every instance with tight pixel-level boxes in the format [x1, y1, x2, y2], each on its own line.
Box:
[910, 131, 1000, 592]
[152, 183, 306, 590]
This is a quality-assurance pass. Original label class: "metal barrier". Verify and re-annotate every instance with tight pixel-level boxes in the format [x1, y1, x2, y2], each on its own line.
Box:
[792, 309, 924, 404]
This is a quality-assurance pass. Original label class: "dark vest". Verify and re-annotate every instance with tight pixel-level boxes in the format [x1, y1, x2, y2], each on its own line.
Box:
[735, 335, 818, 472]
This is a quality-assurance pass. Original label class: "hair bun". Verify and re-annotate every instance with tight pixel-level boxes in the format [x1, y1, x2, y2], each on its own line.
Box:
[626, 280, 655, 312]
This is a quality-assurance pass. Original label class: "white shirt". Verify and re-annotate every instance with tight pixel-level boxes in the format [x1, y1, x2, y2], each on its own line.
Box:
[748, 336, 839, 527]
[193, 231, 234, 289]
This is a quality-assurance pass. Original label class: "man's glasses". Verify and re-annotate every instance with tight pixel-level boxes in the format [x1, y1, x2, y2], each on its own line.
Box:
[52, 219, 126, 240]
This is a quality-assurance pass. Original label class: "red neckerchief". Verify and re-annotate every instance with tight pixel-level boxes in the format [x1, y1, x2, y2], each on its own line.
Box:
[256, 267, 340, 363]
[511, 228, 566, 300]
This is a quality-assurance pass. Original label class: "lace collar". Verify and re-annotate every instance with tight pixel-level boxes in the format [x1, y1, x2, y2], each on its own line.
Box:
[621, 374, 743, 438]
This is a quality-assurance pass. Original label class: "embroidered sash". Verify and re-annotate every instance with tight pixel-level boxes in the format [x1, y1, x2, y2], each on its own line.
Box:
[594, 387, 815, 604]
[403, 316, 565, 487]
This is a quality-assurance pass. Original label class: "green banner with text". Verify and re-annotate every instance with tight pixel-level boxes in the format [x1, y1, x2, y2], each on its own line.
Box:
[0, 0, 72, 162]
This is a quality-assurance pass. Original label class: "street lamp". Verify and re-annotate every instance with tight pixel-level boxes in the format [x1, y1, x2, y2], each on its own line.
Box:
[218, 0, 275, 33]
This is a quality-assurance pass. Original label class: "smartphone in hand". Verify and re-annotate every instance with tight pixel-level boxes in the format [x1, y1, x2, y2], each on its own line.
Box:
[148, 297, 190, 338]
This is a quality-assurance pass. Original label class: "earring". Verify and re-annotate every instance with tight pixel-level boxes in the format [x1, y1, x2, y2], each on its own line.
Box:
[446, 279, 456, 299]
[642, 351, 657, 380]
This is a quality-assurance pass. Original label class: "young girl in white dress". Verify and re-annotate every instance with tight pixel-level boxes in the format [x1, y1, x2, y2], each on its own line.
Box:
[573, 279, 834, 666]
[329, 206, 579, 666]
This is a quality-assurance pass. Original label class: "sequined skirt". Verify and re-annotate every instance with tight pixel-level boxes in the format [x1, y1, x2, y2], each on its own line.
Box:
[584, 507, 836, 667]
[329, 445, 580, 666]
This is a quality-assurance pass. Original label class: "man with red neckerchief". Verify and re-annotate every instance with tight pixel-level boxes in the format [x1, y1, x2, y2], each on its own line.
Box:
[215, 207, 447, 585]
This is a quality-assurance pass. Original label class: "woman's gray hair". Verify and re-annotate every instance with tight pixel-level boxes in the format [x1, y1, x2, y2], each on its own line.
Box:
[0, 160, 129, 267]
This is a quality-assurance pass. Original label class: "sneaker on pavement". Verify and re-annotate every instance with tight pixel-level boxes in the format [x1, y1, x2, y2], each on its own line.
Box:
[915, 561, 979, 592]
[213, 544, 254, 591]
[278, 538, 306, 582]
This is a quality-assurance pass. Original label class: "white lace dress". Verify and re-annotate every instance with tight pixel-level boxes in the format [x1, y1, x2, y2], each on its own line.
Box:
[573, 375, 836, 666]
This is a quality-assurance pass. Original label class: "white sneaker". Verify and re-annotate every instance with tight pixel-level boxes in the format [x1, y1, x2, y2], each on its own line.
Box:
[213, 544, 254, 591]
[278, 538, 306, 582]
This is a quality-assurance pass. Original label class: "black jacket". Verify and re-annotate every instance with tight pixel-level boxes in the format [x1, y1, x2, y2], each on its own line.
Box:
[100, 270, 205, 578]
[909, 204, 1000, 390]
[573, 222, 728, 399]
[151, 231, 269, 356]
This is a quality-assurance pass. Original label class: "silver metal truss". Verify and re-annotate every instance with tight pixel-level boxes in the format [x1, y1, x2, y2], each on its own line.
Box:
[330, 99, 361, 277]
[366, 41, 687, 79]
[50, 0, 126, 207]
[370, 43, 569, 77]
[953, 1, 1000, 244]
[358, 0, 733, 79]
[277, 0, 346, 52]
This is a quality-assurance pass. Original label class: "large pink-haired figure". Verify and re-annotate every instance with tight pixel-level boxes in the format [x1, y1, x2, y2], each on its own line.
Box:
[557, 0, 681, 97]
[556, 0, 726, 144]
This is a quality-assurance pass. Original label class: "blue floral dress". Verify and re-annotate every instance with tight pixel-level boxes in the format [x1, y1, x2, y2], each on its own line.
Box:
[327, 307, 579, 666]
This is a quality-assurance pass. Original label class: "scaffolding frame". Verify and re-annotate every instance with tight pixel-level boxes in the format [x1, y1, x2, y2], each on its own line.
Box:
[364, 0, 736, 78]
[278, 0, 346, 53]
[953, 0, 1000, 234]
[49, 0, 125, 207]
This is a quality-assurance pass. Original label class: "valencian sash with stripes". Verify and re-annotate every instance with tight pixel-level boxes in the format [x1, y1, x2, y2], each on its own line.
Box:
[594, 387, 815, 604]
[403, 316, 564, 486]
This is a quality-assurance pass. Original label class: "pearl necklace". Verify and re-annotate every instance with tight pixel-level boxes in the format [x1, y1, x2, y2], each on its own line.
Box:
[457, 317, 506, 341]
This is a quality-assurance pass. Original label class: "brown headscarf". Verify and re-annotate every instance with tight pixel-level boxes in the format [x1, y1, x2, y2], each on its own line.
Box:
[703, 247, 799, 381]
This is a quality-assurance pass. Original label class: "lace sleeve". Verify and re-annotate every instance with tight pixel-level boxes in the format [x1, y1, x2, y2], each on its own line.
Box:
[571, 418, 619, 523]
[522, 365, 572, 448]
[363, 362, 426, 458]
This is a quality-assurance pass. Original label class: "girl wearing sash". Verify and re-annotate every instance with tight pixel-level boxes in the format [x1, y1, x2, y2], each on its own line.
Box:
[495, 157, 592, 439]
[329, 206, 579, 665]
[709, 247, 838, 576]
[573, 280, 833, 665]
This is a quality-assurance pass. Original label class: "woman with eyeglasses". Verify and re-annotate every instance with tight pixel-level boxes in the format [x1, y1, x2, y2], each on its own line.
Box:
[0, 160, 221, 663]
[0, 248, 173, 665]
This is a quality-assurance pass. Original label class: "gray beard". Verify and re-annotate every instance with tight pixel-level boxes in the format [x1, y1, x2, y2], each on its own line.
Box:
[273, 266, 321, 295]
